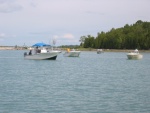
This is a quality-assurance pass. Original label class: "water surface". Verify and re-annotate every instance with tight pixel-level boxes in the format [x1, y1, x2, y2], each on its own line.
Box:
[0, 50, 150, 113]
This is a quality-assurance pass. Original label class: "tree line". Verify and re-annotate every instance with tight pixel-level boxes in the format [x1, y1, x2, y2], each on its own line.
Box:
[79, 20, 150, 50]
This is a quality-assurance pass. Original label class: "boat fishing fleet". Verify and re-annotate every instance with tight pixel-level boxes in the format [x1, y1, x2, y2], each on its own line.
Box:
[23, 42, 144, 60]
[23, 42, 81, 60]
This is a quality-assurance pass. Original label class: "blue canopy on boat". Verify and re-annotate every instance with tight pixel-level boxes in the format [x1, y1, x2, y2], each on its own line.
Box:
[32, 43, 51, 47]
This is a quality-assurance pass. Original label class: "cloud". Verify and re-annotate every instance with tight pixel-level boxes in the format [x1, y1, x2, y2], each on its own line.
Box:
[62, 34, 74, 39]
[29, 1, 37, 8]
[0, 33, 5, 38]
[49, 34, 78, 45]
[0, 0, 22, 13]
[52, 35, 59, 39]
[29, 32, 50, 35]
[0, 33, 16, 39]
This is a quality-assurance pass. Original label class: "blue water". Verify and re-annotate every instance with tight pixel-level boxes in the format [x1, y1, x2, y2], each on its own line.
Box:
[0, 50, 150, 113]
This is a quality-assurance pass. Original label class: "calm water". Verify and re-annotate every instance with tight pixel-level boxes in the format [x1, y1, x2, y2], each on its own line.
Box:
[0, 50, 150, 113]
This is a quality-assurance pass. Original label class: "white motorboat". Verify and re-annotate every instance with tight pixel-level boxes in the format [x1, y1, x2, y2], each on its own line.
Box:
[63, 48, 80, 57]
[24, 43, 61, 60]
[127, 49, 143, 60]
[97, 49, 103, 54]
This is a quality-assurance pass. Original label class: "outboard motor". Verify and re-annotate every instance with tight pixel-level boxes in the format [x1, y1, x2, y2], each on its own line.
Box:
[24, 52, 27, 57]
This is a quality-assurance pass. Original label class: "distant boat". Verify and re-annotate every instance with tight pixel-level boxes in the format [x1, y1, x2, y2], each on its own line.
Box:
[24, 42, 61, 60]
[63, 48, 80, 57]
[127, 49, 143, 60]
[97, 49, 103, 54]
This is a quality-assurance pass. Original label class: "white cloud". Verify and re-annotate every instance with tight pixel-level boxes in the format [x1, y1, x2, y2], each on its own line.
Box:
[49, 34, 78, 45]
[52, 35, 59, 39]
[0, 33, 5, 38]
[0, 33, 17, 39]
[0, 0, 22, 13]
[62, 34, 74, 39]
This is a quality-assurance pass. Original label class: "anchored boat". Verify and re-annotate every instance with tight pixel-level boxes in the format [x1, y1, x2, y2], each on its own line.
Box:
[97, 49, 103, 54]
[24, 42, 61, 60]
[63, 48, 80, 57]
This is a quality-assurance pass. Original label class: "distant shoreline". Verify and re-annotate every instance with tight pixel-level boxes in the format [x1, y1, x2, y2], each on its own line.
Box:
[0, 46, 25, 50]
[97, 49, 150, 53]
[0, 46, 150, 52]
[77, 48, 150, 53]
[0, 47, 150, 53]
[0, 46, 15, 50]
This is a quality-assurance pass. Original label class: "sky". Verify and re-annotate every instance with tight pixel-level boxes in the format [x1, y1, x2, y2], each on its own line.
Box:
[0, 0, 150, 46]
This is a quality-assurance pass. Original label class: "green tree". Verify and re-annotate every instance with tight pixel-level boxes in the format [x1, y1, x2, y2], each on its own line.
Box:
[80, 20, 150, 50]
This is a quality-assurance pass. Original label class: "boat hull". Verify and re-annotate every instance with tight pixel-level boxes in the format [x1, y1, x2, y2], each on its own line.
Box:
[127, 53, 143, 60]
[97, 51, 104, 54]
[24, 51, 60, 60]
[97, 49, 103, 54]
[64, 51, 80, 57]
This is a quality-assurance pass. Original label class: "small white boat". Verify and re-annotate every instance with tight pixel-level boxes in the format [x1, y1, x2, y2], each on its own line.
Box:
[24, 43, 61, 60]
[127, 49, 143, 60]
[97, 49, 103, 54]
[63, 48, 80, 57]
